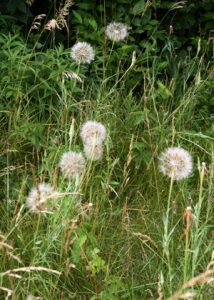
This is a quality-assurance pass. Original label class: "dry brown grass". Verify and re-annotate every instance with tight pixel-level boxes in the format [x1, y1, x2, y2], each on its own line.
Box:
[44, 0, 74, 31]
[167, 252, 214, 300]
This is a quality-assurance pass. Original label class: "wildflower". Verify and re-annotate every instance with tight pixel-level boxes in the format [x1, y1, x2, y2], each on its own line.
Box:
[71, 42, 95, 64]
[80, 121, 106, 145]
[84, 143, 103, 161]
[105, 22, 129, 42]
[159, 147, 193, 180]
[26, 183, 56, 213]
[59, 151, 85, 179]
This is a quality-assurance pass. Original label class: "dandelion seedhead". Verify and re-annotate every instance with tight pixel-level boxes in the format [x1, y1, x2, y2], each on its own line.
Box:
[71, 42, 95, 64]
[105, 22, 129, 42]
[159, 147, 193, 180]
[59, 151, 85, 179]
[84, 143, 103, 161]
[80, 121, 106, 145]
[26, 183, 56, 213]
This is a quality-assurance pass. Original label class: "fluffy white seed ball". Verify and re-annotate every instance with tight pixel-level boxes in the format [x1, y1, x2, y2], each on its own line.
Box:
[84, 143, 103, 161]
[59, 151, 85, 179]
[80, 121, 106, 145]
[26, 183, 55, 213]
[159, 147, 193, 180]
[71, 42, 95, 64]
[105, 22, 129, 41]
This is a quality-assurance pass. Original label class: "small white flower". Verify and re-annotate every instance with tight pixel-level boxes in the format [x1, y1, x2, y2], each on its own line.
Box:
[26, 183, 55, 213]
[80, 121, 106, 145]
[84, 143, 103, 161]
[59, 151, 85, 179]
[105, 22, 129, 42]
[71, 42, 95, 64]
[159, 147, 193, 180]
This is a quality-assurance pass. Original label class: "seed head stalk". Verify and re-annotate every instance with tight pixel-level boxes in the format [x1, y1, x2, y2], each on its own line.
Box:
[191, 161, 206, 276]
[198, 162, 206, 220]
[69, 118, 75, 151]
[104, 40, 115, 79]
[206, 154, 214, 222]
[183, 207, 192, 283]
[163, 173, 174, 294]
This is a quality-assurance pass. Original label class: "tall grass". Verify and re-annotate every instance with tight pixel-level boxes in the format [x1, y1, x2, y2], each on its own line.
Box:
[0, 22, 214, 299]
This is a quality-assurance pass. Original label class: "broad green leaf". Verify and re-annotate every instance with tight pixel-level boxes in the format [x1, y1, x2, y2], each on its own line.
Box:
[78, 234, 87, 247]
[72, 10, 83, 24]
[132, 0, 145, 15]
[88, 18, 97, 31]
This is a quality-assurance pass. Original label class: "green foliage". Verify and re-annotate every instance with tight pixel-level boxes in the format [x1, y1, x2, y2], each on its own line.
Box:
[0, 0, 32, 24]
[0, 1, 214, 299]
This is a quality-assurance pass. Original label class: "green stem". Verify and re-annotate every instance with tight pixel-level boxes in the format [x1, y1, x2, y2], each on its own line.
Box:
[192, 162, 205, 276]
[164, 175, 174, 294]
[166, 175, 174, 237]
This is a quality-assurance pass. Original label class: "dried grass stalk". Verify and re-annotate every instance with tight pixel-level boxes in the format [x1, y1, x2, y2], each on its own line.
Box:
[62, 71, 83, 83]
[0, 287, 13, 299]
[30, 14, 46, 31]
[167, 269, 214, 300]
[157, 275, 163, 300]
[44, 19, 60, 31]
[57, 0, 74, 28]
[44, 0, 74, 31]
[0, 232, 22, 264]
[1, 266, 61, 277]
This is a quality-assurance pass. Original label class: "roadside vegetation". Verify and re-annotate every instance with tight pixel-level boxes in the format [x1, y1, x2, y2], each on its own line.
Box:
[0, 0, 213, 299]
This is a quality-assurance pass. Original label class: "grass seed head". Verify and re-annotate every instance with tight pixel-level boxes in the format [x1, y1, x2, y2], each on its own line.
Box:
[62, 71, 83, 83]
[159, 147, 193, 180]
[59, 151, 85, 179]
[71, 42, 95, 64]
[105, 22, 129, 41]
[44, 19, 60, 31]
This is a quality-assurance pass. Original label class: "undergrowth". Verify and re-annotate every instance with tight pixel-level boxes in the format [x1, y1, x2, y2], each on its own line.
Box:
[0, 5, 214, 300]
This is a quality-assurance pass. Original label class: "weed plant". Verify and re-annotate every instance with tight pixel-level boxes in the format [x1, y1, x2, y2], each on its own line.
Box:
[0, 3, 214, 300]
